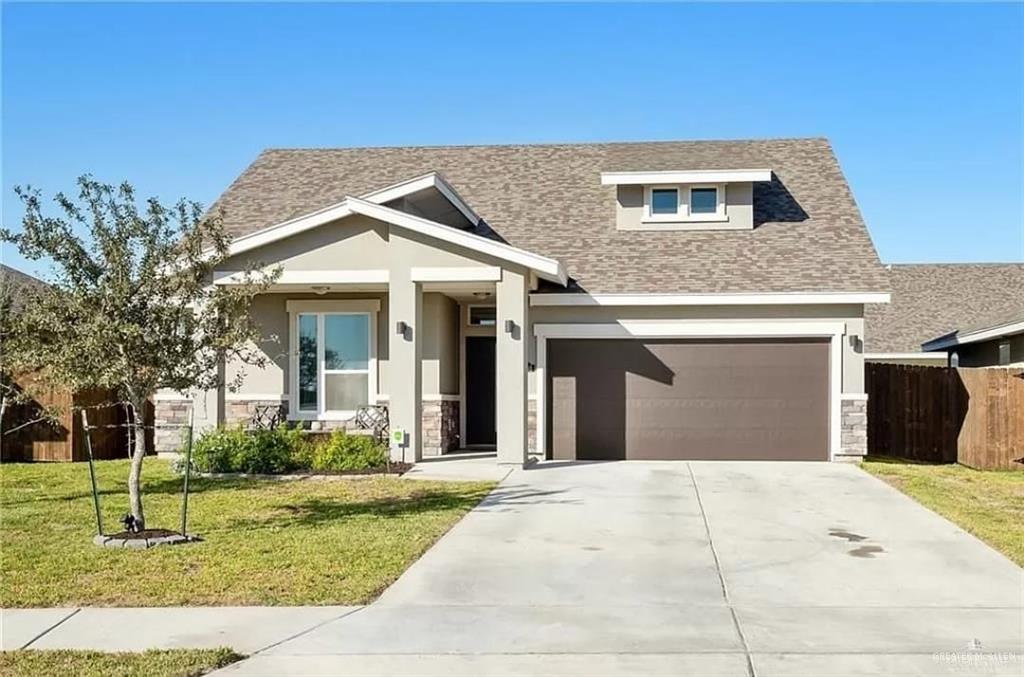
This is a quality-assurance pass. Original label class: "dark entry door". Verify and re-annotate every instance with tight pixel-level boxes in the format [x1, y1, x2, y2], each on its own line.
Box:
[466, 336, 496, 445]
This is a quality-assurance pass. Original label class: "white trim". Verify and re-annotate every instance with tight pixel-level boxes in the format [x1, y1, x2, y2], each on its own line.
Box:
[922, 319, 1024, 351]
[215, 270, 389, 286]
[219, 193, 567, 286]
[840, 393, 869, 401]
[286, 301, 379, 421]
[533, 320, 846, 462]
[864, 351, 948, 362]
[285, 299, 381, 314]
[410, 266, 502, 283]
[361, 172, 481, 226]
[224, 393, 289, 402]
[601, 168, 772, 185]
[530, 292, 891, 307]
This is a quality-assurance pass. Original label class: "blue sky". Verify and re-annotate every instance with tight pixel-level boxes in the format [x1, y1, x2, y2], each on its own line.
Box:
[2, 2, 1022, 278]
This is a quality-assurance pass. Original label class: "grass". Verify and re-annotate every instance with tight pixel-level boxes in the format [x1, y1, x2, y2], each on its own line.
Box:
[861, 456, 1024, 566]
[0, 459, 495, 607]
[0, 648, 242, 677]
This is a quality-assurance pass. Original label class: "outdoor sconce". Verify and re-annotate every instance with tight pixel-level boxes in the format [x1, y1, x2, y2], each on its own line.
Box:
[396, 321, 409, 335]
[528, 362, 536, 372]
[848, 334, 863, 353]
[504, 320, 516, 334]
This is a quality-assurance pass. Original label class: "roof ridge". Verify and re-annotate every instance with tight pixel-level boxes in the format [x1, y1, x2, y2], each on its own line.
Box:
[256, 136, 830, 154]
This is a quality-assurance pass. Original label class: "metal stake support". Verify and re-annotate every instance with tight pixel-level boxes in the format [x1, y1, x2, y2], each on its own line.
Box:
[81, 410, 104, 536]
[180, 405, 195, 536]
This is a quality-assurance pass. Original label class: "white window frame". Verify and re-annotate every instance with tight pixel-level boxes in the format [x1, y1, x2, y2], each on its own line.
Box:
[688, 184, 726, 218]
[643, 183, 728, 223]
[286, 300, 380, 421]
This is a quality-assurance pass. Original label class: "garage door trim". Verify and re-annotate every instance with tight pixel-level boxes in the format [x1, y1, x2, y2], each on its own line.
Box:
[534, 320, 846, 461]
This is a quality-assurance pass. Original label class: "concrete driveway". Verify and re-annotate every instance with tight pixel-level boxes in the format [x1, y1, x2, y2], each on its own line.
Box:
[220, 461, 1024, 676]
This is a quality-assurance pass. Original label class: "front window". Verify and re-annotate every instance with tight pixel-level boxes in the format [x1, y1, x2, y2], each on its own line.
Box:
[296, 312, 372, 415]
[690, 187, 718, 214]
[650, 188, 679, 215]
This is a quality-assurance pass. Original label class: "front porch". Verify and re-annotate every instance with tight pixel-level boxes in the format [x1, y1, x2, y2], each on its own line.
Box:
[156, 267, 538, 467]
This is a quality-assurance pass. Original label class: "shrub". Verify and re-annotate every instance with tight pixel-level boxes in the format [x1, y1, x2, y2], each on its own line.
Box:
[309, 431, 389, 472]
[192, 426, 303, 474]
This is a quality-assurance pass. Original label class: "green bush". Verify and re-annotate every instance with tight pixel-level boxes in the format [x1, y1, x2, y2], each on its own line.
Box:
[190, 426, 386, 474]
[192, 426, 304, 474]
[309, 431, 389, 472]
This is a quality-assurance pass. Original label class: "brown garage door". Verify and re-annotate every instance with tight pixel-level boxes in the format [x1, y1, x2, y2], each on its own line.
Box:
[549, 338, 829, 461]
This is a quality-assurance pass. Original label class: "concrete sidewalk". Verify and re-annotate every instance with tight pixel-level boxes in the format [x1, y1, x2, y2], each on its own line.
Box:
[1, 606, 360, 654]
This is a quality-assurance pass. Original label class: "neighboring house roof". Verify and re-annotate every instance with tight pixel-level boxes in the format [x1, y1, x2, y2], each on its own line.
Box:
[922, 305, 1024, 351]
[210, 138, 887, 295]
[864, 263, 1024, 353]
[0, 264, 48, 313]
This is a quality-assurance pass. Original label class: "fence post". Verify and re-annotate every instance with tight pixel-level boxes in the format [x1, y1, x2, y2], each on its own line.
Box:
[81, 410, 104, 536]
[180, 404, 195, 536]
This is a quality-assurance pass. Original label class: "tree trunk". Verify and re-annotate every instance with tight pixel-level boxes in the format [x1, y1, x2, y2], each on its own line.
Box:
[127, 396, 148, 530]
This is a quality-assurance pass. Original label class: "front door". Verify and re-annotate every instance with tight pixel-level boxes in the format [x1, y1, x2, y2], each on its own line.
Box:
[466, 336, 496, 446]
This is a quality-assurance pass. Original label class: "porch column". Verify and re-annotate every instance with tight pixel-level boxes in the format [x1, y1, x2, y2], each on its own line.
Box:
[496, 268, 529, 466]
[388, 273, 423, 463]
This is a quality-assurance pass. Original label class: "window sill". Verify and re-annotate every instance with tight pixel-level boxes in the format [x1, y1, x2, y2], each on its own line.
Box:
[289, 412, 357, 422]
[642, 214, 729, 224]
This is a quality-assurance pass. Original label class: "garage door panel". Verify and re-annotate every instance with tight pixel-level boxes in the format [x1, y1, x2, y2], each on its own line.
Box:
[549, 338, 829, 461]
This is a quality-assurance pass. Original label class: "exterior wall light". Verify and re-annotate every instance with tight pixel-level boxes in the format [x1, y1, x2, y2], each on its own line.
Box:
[396, 321, 409, 335]
[504, 320, 516, 334]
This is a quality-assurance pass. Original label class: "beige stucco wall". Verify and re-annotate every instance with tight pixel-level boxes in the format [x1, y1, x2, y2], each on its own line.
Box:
[615, 183, 753, 231]
[528, 303, 867, 395]
[226, 291, 463, 401]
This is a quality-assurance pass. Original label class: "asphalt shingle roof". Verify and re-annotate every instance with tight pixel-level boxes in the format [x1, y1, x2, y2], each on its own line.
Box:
[210, 137, 887, 295]
[864, 263, 1024, 352]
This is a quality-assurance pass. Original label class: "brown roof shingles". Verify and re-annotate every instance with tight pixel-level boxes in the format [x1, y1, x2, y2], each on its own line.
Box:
[210, 138, 887, 295]
[864, 263, 1024, 352]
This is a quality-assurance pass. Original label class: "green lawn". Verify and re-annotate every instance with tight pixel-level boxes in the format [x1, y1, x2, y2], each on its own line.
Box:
[0, 648, 241, 677]
[861, 457, 1024, 566]
[0, 459, 494, 607]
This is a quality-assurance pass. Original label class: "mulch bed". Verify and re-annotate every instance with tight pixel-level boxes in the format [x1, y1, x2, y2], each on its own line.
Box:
[93, 528, 201, 550]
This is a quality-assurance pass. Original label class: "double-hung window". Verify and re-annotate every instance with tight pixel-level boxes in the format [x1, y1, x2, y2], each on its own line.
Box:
[288, 300, 379, 419]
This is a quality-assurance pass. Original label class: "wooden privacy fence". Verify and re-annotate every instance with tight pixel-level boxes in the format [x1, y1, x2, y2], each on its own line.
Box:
[1, 372, 154, 462]
[866, 363, 1024, 470]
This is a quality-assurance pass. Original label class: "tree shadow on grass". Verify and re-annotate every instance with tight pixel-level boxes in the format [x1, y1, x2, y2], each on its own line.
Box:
[4, 476, 265, 508]
[226, 484, 574, 531]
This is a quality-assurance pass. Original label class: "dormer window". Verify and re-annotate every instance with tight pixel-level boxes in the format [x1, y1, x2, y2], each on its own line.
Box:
[650, 188, 680, 215]
[690, 187, 718, 214]
[643, 184, 726, 223]
[602, 168, 770, 232]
